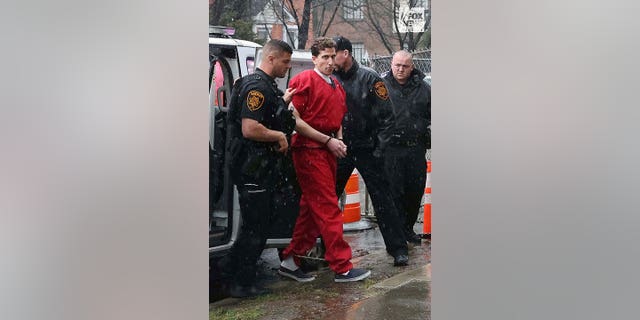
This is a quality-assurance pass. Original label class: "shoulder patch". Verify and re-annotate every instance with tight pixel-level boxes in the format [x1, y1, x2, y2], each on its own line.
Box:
[246, 90, 265, 111]
[374, 81, 389, 100]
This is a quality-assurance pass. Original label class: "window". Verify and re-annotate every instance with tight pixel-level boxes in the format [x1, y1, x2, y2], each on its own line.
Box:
[283, 26, 299, 49]
[211, 61, 226, 106]
[352, 43, 365, 64]
[246, 57, 255, 75]
[255, 26, 271, 41]
[343, 0, 364, 21]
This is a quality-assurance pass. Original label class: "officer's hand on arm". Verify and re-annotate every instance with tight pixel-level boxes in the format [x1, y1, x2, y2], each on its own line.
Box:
[283, 88, 297, 105]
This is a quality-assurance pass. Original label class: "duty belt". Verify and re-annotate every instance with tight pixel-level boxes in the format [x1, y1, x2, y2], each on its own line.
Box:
[390, 140, 420, 147]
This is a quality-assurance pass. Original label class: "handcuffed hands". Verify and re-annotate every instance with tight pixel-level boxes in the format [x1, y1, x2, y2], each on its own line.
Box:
[326, 138, 347, 158]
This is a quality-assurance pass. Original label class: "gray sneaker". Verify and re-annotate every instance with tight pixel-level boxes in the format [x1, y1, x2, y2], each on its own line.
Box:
[278, 266, 316, 282]
[334, 268, 371, 283]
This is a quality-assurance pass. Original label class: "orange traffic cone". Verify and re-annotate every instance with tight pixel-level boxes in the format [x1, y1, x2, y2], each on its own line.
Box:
[342, 170, 361, 223]
[423, 161, 431, 235]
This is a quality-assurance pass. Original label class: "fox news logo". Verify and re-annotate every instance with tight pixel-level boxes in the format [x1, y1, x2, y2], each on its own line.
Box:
[396, 6, 426, 33]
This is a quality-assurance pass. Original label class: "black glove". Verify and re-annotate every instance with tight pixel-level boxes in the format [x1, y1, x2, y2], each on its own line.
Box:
[276, 102, 296, 135]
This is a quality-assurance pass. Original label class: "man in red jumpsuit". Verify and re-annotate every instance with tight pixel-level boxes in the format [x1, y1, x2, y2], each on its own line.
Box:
[278, 37, 371, 283]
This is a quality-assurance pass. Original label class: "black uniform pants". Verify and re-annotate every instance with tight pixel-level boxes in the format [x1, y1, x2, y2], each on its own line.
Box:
[384, 145, 427, 237]
[226, 172, 300, 287]
[336, 147, 408, 256]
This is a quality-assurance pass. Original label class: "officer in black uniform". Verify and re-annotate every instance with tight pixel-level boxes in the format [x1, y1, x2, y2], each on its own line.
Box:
[332, 36, 409, 266]
[383, 50, 431, 244]
[222, 39, 299, 298]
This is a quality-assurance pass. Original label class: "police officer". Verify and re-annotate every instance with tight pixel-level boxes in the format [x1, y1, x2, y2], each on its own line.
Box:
[222, 39, 299, 298]
[332, 36, 409, 266]
[383, 50, 431, 244]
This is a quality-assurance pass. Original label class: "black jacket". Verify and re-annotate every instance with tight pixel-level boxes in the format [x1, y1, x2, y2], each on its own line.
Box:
[334, 61, 395, 152]
[383, 69, 431, 147]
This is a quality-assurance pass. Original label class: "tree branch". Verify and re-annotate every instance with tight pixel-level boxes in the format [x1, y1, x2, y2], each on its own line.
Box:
[322, 0, 343, 36]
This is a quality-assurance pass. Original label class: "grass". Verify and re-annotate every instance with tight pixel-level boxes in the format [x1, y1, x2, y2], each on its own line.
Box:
[210, 306, 264, 320]
[362, 278, 376, 289]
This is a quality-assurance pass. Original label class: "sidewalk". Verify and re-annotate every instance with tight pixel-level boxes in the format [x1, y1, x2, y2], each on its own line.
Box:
[210, 223, 431, 320]
[329, 262, 431, 320]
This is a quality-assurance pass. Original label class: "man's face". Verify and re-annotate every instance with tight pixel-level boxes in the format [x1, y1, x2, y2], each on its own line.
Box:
[333, 49, 349, 72]
[271, 52, 292, 78]
[391, 54, 414, 83]
[312, 47, 337, 76]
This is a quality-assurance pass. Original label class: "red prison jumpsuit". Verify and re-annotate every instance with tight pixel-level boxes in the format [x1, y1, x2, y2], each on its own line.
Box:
[281, 69, 352, 273]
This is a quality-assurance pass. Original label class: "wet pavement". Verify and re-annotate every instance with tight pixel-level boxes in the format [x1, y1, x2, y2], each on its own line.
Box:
[210, 222, 431, 320]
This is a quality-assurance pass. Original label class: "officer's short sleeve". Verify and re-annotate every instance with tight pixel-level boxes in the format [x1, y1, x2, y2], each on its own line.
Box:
[240, 86, 267, 123]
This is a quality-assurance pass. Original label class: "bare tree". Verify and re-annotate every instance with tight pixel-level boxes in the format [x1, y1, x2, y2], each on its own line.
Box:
[252, 0, 429, 52]
[362, 0, 396, 53]
[259, 0, 343, 49]
[313, 0, 343, 37]
[285, 0, 312, 48]
[257, 0, 298, 48]
[209, 0, 226, 26]
[342, 0, 429, 53]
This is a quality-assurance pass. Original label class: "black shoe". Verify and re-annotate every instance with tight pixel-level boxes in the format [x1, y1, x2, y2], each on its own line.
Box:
[334, 268, 371, 282]
[229, 284, 271, 298]
[278, 266, 316, 282]
[407, 233, 422, 245]
[393, 254, 409, 266]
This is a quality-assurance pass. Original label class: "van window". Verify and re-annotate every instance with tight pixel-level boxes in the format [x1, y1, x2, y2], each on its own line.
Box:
[213, 61, 226, 106]
[246, 57, 255, 75]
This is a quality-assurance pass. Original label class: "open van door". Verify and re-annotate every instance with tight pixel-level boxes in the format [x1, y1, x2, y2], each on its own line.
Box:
[209, 30, 265, 260]
[209, 50, 238, 255]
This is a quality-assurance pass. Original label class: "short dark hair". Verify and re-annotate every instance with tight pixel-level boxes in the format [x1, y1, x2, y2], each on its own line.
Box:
[332, 36, 352, 54]
[310, 37, 336, 57]
[262, 39, 293, 59]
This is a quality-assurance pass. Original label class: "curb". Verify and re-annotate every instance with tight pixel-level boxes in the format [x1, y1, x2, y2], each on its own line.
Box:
[372, 263, 431, 290]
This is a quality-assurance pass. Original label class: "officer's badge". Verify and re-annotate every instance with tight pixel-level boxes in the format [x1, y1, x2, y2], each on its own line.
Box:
[247, 90, 265, 111]
[374, 81, 389, 100]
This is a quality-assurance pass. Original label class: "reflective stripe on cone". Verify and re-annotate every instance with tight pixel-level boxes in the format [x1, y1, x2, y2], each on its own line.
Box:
[342, 170, 361, 223]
